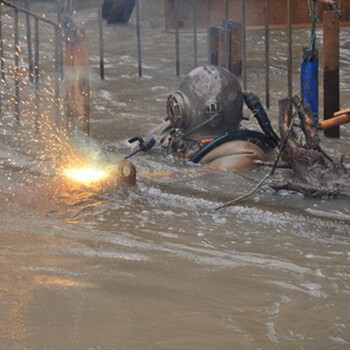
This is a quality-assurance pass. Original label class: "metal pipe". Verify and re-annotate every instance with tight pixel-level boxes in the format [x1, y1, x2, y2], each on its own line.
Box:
[0, 0, 59, 27]
[98, 0, 105, 79]
[24, 0, 33, 82]
[54, 25, 60, 127]
[34, 18, 39, 131]
[57, 0, 64, 80]
[265, 0, 270, 108]
[14, 8, 20, 123]
[207, 0, 211, 63]
[193, 0, 198, 67]
[175, 0, 180, 76]
[136, 0, 142, 77]
[287, 0, 292, 100]
[0, 2, 4, 82]
[241, 0, 247, 90]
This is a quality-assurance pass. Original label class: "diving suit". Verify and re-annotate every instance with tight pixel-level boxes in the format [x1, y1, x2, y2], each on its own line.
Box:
[156, 65, 280, 172]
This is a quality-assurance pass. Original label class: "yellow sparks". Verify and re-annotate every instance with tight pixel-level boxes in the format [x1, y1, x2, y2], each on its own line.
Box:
[63, 166, 107, 185]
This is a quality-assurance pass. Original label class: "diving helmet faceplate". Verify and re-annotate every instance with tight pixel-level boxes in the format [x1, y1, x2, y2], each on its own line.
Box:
[166, 65, 244, 138]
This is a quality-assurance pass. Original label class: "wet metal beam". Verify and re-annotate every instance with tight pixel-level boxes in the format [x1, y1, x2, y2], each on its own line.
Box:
[34, 18, 39, 131]
[287, 0, 292, 100]
[265, 0, 270, 108]
[207, 0, 211, 62]
[14, 8, 20, 123]
[24, 0, 33, 82]
[175, 0, 180, 76]
[98, 0, 105, 79]
[193, 0, 198, 67]
[54, 25, 60, 126]
[136, 0, 142, 77]
[241, 0, 246, 90]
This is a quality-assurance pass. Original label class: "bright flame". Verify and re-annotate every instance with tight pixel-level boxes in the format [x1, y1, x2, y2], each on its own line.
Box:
[63, 166, 107, 185]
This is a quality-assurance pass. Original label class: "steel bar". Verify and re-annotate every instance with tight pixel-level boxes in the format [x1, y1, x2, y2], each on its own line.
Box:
[193, 0, 198, 67]
[0, 3, 1, 115]
[207, 0, 211, 63]
[323, 10, 340, 138]
[57, 0, 64, 80]
[54, 25, 60, 127]
[34, 18, 39, 130]
[209, 26, 223, 66]
[287, 0, 292, 100]
[14, 8, 20, 122]
[241, 0, 247, 90]
[0, 0, 59, 27]
[175, 0, 180, 76]
[0, 2, 4, 81]
[24, 0, 33, 81]
[265, 0, 270, 108]
[98, 0, 105, 79]
[136, 0, 142, 77]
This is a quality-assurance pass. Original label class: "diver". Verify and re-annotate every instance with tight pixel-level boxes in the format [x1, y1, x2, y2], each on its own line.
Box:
[153, 65, 280, 172]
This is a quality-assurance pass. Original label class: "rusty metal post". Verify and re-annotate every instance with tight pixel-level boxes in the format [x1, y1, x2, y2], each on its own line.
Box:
[98, 0, 105, 79]
[323, 10, 340, 138]
[287, 0, 292, 101]
[175, 0, 180, 76]
[57, 0, 64, 80]
[265, 0, 270, 108]
[241, 0, 247, 89]
[136, 0, 142, 77]
[34, 18, 39, 130]
[193, 0, 198, 68]
[24, 0, 33, 81]
[14, 8, 20, 123]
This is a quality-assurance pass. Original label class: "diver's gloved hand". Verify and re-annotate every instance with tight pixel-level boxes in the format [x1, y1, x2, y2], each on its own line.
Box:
[125, 136, 156, 159]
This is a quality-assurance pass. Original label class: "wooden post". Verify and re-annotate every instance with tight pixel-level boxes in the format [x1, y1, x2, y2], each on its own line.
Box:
[65, 25, 90, 136]
[323, 10, 340, 138]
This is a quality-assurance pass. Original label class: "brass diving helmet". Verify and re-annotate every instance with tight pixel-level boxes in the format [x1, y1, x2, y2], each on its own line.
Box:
[165, 65, 244, 139]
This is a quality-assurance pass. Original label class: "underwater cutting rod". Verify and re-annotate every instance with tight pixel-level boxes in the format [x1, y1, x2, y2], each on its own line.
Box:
[124, 136, 156, 159]
[318, 109, 350, 130]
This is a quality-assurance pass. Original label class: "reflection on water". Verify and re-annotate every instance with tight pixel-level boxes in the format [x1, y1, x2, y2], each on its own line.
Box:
[1, 1, 350, 349]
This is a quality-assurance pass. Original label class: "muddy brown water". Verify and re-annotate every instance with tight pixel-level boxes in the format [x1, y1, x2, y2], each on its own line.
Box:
[1, 1, 350, 349]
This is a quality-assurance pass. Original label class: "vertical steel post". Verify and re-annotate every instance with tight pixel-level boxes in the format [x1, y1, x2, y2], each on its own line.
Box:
[193, 0, 198, 68]
[265, 0, 270, 108]
[14, 8, 20, 123]
[0, 3, 3, 116]
[241, 0, 247, 90]
[136, 0, 142, 77]
[287, 0, 292, 101]
[54, 25, 60, 127]
[34, 18, 39, 130]
[323, 10, 340, 138]
[57, 0, 64, 80]
[207, 0, 211, 62]
[175, 0, 180, 76]
[25, 0, 33, 81]
[98, 0, 105, 79]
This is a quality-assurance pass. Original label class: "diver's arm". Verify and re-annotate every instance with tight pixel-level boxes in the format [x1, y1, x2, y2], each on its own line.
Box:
[200, 141, 264, 172]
